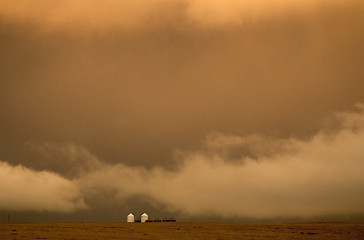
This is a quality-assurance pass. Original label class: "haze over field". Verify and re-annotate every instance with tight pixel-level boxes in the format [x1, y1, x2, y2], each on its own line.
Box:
[1, 0, 364, 222]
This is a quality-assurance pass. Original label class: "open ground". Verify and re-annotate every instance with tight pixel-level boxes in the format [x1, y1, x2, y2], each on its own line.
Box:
[0, 222, 363, 240]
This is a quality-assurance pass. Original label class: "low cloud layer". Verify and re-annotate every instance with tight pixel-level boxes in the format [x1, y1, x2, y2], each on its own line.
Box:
[74, 105, 364, 220]
[1, 106, 364, 220]
[0, 162, 86, 212]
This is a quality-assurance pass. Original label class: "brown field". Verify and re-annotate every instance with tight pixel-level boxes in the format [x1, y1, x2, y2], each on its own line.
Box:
[0, 222, 363, 240]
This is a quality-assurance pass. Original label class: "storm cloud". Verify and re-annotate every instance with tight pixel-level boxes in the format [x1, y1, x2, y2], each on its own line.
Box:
[1, 0, 364, 221]
[73, 105, 364, 220]
[3, 105, 363, 220]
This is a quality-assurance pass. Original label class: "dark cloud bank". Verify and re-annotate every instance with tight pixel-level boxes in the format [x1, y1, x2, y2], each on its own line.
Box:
[1, 0, 364, 222]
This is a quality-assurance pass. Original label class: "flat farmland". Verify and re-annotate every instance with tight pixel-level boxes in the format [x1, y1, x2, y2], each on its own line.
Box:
[0, 222, 363, 240]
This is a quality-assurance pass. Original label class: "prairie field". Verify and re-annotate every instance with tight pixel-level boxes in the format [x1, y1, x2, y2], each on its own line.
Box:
[0, 222, 363, 240]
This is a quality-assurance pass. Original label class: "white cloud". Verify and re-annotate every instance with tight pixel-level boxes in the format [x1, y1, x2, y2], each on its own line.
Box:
[0, 161, 87, 212]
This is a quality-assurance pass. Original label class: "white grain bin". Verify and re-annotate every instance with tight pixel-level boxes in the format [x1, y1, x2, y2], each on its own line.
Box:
[127, 213, 135, 222]
[141, 213, 148, 223]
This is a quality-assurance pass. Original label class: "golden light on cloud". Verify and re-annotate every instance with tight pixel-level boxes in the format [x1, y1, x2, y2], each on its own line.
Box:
[185, 0, 319, 25]
[0, 0, 168, 30]
[0, 0, 351, 30]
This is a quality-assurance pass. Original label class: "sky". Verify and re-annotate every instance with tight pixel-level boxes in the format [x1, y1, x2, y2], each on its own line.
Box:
[1, 0, 364, 222]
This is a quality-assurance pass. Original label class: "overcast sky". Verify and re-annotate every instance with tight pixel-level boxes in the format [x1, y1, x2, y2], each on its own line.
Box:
[1, 0, 364, 222]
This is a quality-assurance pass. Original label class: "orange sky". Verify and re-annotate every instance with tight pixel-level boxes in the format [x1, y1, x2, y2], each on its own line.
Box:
[0, 0, 364, 222]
